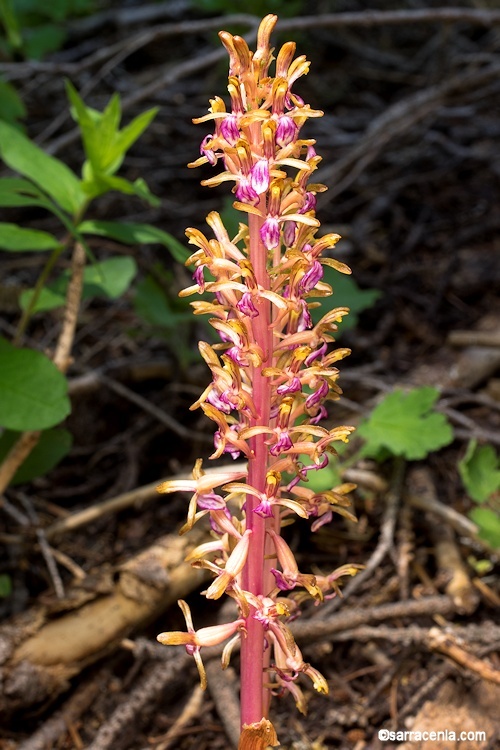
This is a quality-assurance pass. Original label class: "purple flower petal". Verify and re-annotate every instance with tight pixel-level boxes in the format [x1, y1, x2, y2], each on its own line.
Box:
[305, 342, 327, 366]
[235, 177, 259, 204]
[197, 492, 226, 511]
[270, 568, 295, 590]
[299, 261, 323, 293]
[270, 431, 293, 456]
[220, 114, 239, 145]
[237, 292, 259, 318]
[309, 405, 328, 425]
[283, 221, 296, 247]
[260, 216, 280, 250]
[200, 134, 217, 166]
[250, 159, 270, 194]
[277, 376, 301, 395]
[300, 191, 317, 213]
[276, 115, 298, 147]
[254, 499, 274, 517]
[305, 378, 329, 409]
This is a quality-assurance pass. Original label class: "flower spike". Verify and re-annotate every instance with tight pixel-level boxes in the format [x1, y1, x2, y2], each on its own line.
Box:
[156, 17, 361, 743]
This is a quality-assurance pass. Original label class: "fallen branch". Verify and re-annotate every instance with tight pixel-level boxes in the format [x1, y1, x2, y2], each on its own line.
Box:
[317, 62, 500, 198]
[427, 627, 500, 685]
[44, 462, 243, 540]
[0, 526, 209, 716]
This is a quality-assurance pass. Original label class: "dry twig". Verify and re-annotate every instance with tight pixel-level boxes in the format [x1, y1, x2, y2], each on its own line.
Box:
[427, 627, 500, 685]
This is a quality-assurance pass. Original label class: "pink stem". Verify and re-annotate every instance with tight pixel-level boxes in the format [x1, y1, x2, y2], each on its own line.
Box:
[240, 203, 274, 727]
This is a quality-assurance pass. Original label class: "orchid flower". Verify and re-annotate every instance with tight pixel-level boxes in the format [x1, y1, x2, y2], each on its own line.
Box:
[156, 16, 361, 747]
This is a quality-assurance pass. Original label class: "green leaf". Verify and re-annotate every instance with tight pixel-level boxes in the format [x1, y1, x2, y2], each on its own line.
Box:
[0, 222, 61, 251]
[0, 427, 72, 484]
[469, 507, 500, 550]
[66, 82, 120, 173]
[82, 256, 137, 299]
[0, 120, 86, 215]
[458, 440, 500, 504]
[0, 337, 70, 430]
[0, 78, 26, 126]
[357, 387, 454, 461]
[0, 177, 51, 207]
[66, 81, 157, 176]
[81, 168, 159, 207]
[23, 24, 66, 60]
[114, 107, 158, 164]
[19, 285, 65, 313]
[0, 0, 22, 49]
[79, 220, 190, 263]
[20, 256, 138, 313]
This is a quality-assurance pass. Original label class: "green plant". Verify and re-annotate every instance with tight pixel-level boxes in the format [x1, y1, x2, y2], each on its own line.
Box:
[0, 0, 95, 60]
[0, 85, 182, 487]
[459, 440, 500, 549]
[357, 386, 454, 461]
[326, 387, 500, 550]
[133, 263, 203, 370]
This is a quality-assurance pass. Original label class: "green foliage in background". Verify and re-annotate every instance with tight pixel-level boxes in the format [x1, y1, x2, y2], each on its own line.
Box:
[357, 387, 454, 461]
[133, 264, 205, 370]
[0, 337, 71, 431]
[459, 440, 500, 548]
[0, 78, 26, 127]
[0, 0, 95, 60]
[0, 86, 185, 484]
[0, 427, 72, 484]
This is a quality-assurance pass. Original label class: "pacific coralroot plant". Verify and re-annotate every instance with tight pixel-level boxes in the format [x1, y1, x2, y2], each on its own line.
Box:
[157, 15, 359, 747]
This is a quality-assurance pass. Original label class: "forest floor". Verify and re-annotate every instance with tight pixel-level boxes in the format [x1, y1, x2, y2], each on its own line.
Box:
[0, 2, 499, 749]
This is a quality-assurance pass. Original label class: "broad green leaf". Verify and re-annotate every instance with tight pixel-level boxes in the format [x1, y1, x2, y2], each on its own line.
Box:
[0, 222, 61, 251]
[19, 285, 64, 313]
[469, 507, 500, 549]
[82, 256, 137, 299]
[0, 177, 51, 207]
[79, 220, 190, 263]
[311, 267, 380, 331]
[0, 121, 86, 215]
[0, 427, 72, 484]
[357, 387, 454, 461]
[20, 256, 137, 312]
[459, 440, 500, 504]
[0, 337, 70, 430]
